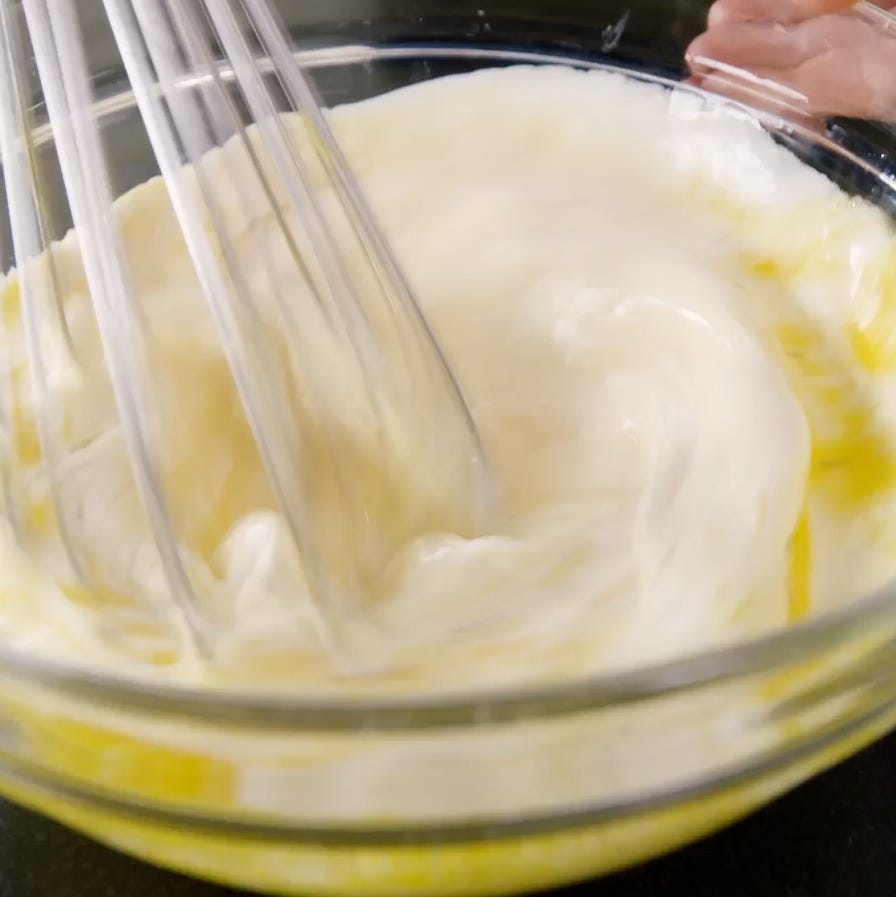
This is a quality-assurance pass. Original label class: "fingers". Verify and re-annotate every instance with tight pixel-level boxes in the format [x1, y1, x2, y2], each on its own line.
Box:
[692, 47, 896, 119]
[691, 0, 896, 120]
[688, 20, 842, 73]
[687, 13, 896, 119]
[707, 0, 855, 28]
[796, 46, 896, 117]
[688, 15, 883, 72]
[707, 0, 896, 28]
[690, 70, 821, 124]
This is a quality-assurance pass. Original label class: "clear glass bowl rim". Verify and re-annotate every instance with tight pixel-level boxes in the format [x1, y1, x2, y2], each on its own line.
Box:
[7, 43, 896, 732]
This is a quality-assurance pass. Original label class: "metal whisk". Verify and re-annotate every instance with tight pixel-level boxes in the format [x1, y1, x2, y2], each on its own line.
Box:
[0, 0, 487, 666]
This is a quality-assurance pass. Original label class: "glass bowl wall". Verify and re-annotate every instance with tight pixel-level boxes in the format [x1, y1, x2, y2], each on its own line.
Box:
[1, 3, 895, 896]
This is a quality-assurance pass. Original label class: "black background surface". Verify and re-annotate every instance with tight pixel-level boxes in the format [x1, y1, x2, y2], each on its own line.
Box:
[2, 733, 895, 896]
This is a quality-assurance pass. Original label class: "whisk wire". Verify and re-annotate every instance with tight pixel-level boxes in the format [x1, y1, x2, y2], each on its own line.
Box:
[23, 0, 208, 650]
[200, 0, 384, 362]
[0, 0, 85, 582]
[106, 0, 370, 658]
[243, 0, 485, 464]
[0, 0, 489, 666]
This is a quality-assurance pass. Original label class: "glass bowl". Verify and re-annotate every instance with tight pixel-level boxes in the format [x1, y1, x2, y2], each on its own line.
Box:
[2, 2, 896, 895]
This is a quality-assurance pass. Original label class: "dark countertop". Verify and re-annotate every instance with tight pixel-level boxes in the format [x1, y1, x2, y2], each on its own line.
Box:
[2, 733, 894, 897]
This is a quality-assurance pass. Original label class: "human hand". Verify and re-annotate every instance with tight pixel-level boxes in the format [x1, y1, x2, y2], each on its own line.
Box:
[687, 0, 896, 119]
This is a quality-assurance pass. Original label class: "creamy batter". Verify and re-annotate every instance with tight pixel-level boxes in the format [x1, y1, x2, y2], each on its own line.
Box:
[1, 65, 896, 693]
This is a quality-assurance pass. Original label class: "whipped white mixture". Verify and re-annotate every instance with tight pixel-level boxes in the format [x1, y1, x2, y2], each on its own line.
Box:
[2, 66, 896, 693]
